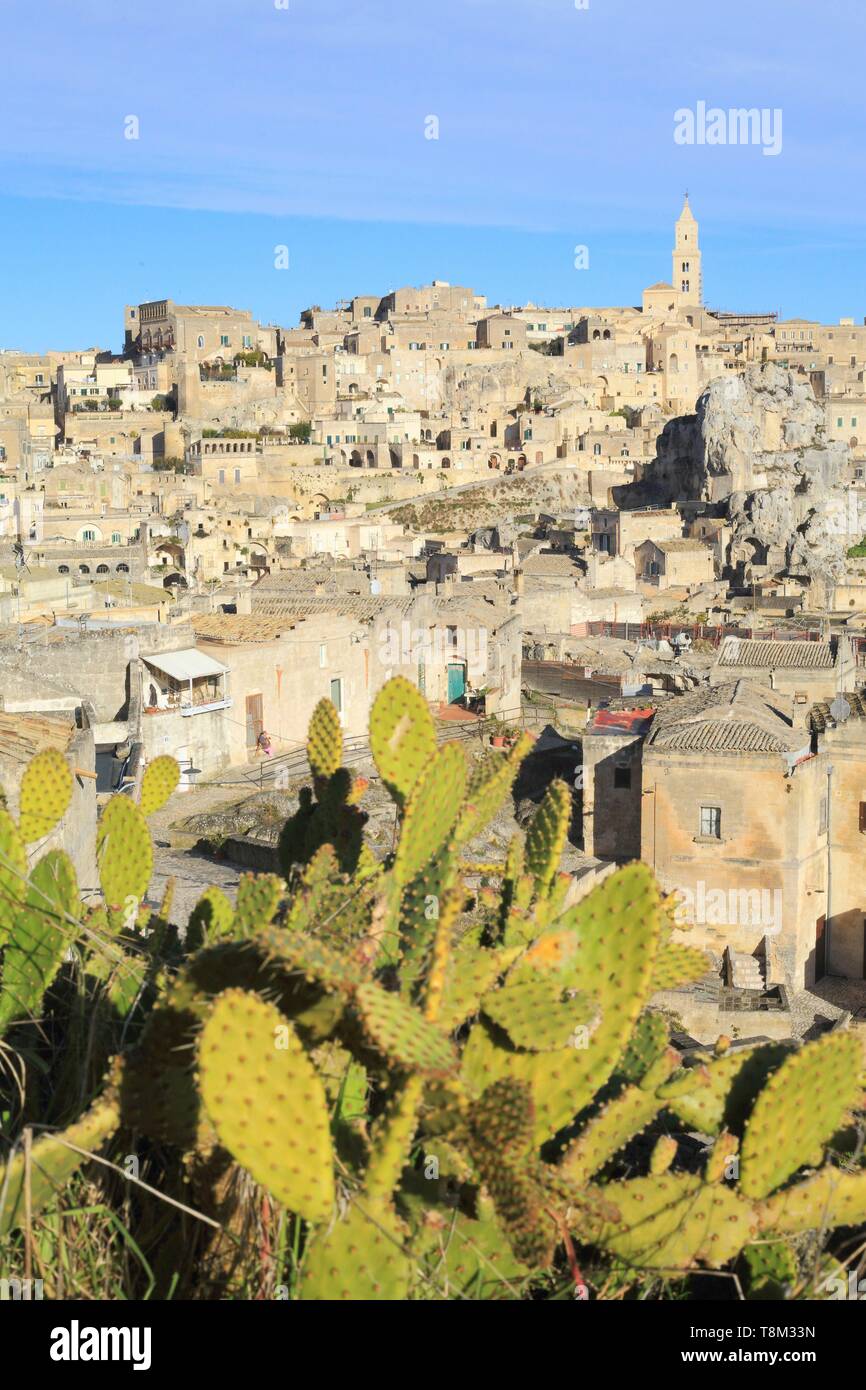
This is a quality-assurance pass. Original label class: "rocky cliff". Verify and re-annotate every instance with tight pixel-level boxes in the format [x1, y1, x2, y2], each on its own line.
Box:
[632, 364, 853, 585]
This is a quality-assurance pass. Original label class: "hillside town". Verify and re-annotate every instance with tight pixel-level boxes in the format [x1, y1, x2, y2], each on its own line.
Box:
[4, 196, 866, 1040]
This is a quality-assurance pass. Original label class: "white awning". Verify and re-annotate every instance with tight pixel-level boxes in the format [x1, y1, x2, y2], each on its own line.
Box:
[142, 648, 229, 681]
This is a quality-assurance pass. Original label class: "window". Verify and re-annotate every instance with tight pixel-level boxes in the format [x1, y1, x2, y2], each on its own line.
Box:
[700, 805, 721, 839]
[111, 531, 121, 544]
[330, 677, 342, 713]
[218, 469, 225, 485]
[82, 528, 96, 542]
[859, 802, 866, 834]
[319, 644, 327, 668]
[234, 468, 241, 484]
[614, 765, 632, 790]
[220, 335, 230, 347]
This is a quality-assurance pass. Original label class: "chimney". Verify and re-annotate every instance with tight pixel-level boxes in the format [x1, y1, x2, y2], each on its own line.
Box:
[235, 588, 251, 614]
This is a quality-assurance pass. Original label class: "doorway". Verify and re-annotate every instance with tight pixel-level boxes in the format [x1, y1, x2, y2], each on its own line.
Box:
[447, 663, 466, 703]
[815, 915, 826, 981]
[245, 693, 263, 752]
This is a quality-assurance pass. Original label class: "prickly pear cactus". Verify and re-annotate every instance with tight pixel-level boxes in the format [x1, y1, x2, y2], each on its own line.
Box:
[0, 1094, 119, 1236]
[18, 747, 73, 844]
[232, 872, 284, 935]
[738, 1031, 862, 1199]
[0, 808, 27, 946]
[369, 676, 436, 804]
[524, 779, 571, 899]
[96, 794, 154, 924]
[5, 674, 866, 1303]
[300, 1197, 410, 1300]
[307, 696, 343, 786]
[0, 850, 79, 1035]
[139, 755, 180, 816]
[197, 990, 335, 1222]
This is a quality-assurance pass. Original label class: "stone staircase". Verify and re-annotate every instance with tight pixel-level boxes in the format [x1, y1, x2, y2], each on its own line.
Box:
[724, 948, 764, 992]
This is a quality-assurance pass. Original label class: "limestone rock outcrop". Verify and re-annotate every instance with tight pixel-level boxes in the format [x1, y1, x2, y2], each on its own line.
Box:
[700, 364, 851, 583]
[636, 364, 853, 585]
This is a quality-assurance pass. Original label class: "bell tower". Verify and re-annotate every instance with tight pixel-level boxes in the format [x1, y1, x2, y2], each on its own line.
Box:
[673, 194, 702, 305]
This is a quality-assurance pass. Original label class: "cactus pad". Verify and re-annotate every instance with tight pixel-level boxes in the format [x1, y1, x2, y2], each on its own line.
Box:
[462, 862, 661, 1142]
[139, 755, 180, 816]
[301, 1197, 410, 1300]
[617, 1011, 670, 1084]
[0, 807, 27, 946]
[119, 1002, 204, 1148]
[741, 1240, 797, 1296]
[18, 747, 73, 844]
[355, 982, 458, 1077]
[0, 1094, 120, 1236]
[96, 795, 153, 919]
[584, 1172, 758, 1270]
[757, 1167, 866, 1234]
[651, 941, 712, 992]
[306, 697, 343, 784]
[657, 1042, 793, 1136]
[187, 885, 235, 948]
[369, 676, 436, 804]
[259, 926, 365, 994]
[0, 850, 79, 1034]
[393, 741, 465, 886]
[198, 989, 335, 1222]
[437, 944, 515, 1034]
[416, 1207, 529, 1297]
[467, 1079, 553, 1268]
[560, 1052, 678, 1185]
[524, 780, 571, 898]
[233, 872, 284, 935]
[481, 965, 597, 1051]
[739, 1032, 863, 1199]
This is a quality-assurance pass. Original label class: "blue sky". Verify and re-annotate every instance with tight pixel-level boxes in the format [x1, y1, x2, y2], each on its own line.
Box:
[1, 0, 864, 350]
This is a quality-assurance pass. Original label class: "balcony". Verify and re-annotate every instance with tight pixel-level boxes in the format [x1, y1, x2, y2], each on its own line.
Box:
[180, 695, 233, 717]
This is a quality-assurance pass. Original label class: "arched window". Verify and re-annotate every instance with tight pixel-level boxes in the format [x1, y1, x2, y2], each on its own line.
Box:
[116, 562, 129, 573]
[79, 564, 90, 575]
[593, 443, 602, 456]
[58, 564, 69, 574]
[197, 335, 205, 349]
[96, 564, 110, 574]
[81, 528, 96, 542]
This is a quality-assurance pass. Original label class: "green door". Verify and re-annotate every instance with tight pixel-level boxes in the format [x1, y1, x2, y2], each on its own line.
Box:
[447, 663, 466, 703]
